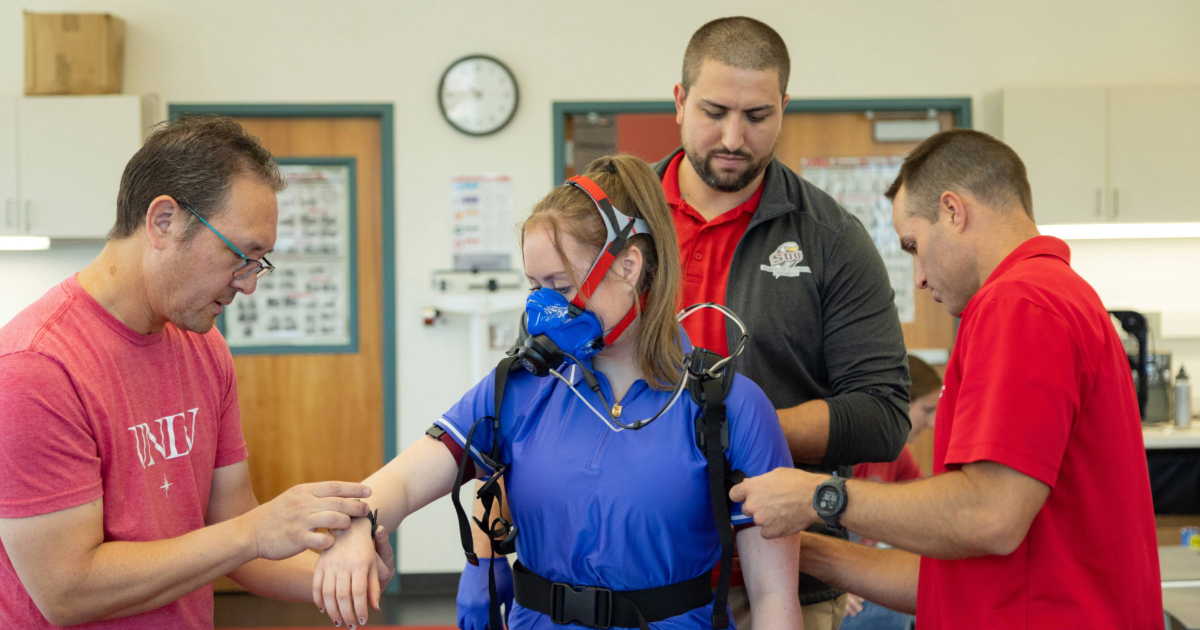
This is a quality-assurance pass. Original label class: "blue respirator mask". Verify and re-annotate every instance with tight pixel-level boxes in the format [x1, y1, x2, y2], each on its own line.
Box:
[516, 174, 649, 377]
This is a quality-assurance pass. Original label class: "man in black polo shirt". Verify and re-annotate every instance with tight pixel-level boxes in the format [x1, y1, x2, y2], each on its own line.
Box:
[658, 17, 910, 630]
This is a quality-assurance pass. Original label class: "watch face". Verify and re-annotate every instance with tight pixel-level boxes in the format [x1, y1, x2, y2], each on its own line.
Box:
[438, 55, 519, 136]
[817, 487, 840, 513]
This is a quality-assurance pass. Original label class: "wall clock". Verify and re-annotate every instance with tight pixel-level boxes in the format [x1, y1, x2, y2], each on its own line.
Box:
[438, 54, 519, 136]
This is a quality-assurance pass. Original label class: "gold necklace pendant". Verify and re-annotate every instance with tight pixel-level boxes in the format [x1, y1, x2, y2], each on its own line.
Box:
[611, 404, 622, 418]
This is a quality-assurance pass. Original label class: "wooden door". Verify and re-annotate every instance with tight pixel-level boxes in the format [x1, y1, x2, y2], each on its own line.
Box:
[230, 117, 384, 499]
[775, 111, 958, 475]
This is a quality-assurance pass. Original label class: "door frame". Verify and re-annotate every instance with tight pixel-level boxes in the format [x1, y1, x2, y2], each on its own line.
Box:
[168, 102, 399, 590]
[551, 97, 973, 185]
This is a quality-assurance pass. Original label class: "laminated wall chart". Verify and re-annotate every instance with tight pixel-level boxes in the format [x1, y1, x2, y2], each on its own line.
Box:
[223, 159, 358, 353]
[451, 175, 514, 271]
[801, 157, 916, 323]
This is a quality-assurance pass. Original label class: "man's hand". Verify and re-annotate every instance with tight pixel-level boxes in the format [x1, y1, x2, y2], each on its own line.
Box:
[241, 481, 373, 561]
[729, 468, 828, 539]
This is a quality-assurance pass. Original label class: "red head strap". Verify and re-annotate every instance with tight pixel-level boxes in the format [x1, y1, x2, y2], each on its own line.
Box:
[562, 175, 652, 348]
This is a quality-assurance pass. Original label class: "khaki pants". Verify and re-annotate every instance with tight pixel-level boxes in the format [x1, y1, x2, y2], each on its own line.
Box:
[727, 585, 847, 630]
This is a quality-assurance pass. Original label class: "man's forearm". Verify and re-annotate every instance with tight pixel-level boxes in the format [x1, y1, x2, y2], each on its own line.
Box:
[800, 532, 918, 614]
[842, 471, 1011, 559]
[777, 400, 830, 465]
[83, 517, 257, 623]
[228, 551, 321, 603]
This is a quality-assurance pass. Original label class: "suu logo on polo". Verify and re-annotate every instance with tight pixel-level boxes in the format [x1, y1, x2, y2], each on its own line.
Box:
[127, 408, 199, 468]
[760, 241, 812, 278]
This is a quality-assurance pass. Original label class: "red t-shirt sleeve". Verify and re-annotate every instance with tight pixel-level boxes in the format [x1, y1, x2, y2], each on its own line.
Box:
[944, 297, 1079, 488]
[0, 352, 103, 517]
[212, 339, 249, 469]
[893, 446, 923, 482]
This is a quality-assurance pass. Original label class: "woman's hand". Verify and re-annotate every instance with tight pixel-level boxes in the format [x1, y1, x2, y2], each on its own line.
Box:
[843, 593, 865, 618]
[313, 518, 381, 628]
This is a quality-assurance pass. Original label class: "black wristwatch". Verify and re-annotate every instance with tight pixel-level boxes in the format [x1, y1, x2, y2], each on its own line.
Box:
[813, 476, 848, 532]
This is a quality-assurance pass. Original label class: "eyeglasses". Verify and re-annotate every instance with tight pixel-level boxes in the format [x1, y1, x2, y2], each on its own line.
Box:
[180, 201, 275, 281]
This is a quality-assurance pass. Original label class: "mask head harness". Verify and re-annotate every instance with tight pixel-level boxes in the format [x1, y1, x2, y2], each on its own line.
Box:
[517, 174, 650, 377]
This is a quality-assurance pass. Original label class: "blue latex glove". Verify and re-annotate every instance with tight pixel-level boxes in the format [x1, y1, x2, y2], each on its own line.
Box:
[457, 556, 514, 630]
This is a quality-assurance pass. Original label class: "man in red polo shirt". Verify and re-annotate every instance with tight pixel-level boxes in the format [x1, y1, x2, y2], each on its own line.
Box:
[731, 129, 1163, 629]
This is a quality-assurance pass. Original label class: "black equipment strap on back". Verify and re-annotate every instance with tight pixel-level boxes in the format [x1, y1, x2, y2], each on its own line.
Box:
[450, 354, 520, 630]
[688, 346, 740, 630]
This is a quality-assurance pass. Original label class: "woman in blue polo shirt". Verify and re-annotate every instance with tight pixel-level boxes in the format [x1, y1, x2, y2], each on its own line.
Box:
[312, 155, 801, 630]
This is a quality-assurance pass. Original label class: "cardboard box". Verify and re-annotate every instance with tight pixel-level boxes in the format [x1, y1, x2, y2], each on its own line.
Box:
[24, 12, 125, 95]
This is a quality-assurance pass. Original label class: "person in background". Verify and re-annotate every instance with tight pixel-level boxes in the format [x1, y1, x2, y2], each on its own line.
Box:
[730, 129, 1163, 629]
[840, 355, 942, 630]
[0, 116, 393, 629]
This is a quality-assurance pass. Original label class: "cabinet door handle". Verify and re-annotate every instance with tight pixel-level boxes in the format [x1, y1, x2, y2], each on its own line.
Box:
[4, 199, 12, 229]
[1111, 188, 1119, 220]
[23, 200, 31, 234]
[1095, 189, 1102, 218]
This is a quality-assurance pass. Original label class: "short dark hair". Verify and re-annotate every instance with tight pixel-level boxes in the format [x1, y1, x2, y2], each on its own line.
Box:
[110, 115, 285, 240]
[682, 17, 790, 95]
[885, 129, 1034, 222]
[907, 355, 943, 401]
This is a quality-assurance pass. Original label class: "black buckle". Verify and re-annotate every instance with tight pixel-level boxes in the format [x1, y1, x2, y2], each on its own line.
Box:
[550, 582, 612, 629]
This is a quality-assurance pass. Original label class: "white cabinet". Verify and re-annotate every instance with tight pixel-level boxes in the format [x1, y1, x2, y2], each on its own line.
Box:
[1108, 87, 1200, 223]
[987, 85, 1200, 225]
[16, 96, 144, 238]
[0, 99, 17, 235]
[985, 87, 1109, 224]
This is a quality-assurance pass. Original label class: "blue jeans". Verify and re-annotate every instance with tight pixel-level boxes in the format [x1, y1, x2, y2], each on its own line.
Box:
[839, 600, 915, 630]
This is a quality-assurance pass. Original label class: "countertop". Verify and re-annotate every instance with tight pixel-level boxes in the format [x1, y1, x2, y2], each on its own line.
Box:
[1145, 423, 1200, 450]
[1162, 546, 1200, 628]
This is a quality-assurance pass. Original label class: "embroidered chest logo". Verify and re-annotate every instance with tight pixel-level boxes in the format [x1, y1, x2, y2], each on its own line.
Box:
[760, 241, 812, 278]
[127, 408, 199, 468]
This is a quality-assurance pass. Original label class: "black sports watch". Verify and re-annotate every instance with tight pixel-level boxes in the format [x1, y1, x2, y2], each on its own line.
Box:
[813, 476, 848, 532]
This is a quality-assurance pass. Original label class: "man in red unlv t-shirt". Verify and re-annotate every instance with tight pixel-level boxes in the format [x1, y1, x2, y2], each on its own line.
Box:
[732, 129, 1162, 629]
[0, 117, 391, 629]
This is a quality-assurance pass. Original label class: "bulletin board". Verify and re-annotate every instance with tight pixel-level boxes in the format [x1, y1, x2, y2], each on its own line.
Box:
[219, 157, 359, 355]
[800, 156, 915, 323]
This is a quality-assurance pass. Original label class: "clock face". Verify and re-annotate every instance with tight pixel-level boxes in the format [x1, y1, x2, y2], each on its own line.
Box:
[438, 55, 519, 136]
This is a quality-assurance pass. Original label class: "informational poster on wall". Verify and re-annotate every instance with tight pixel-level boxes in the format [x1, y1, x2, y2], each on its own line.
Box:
[451, 175, 514, 271]
[801, 157, 915, 323]
[223, 159, 358, 353]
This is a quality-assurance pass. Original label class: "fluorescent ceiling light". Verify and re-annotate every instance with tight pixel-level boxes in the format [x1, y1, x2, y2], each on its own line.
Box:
[1039, 223, 1200, 240]
[0, 236, 51, 250]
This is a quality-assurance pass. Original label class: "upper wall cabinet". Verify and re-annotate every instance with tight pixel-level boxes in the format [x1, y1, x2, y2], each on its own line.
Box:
[0, 99, 17, 236]
[1108, 87, 1200, 223]
[984, 87, 1108, 225]
[6, 95, 146, 239]
[985, 86, 1200, 225]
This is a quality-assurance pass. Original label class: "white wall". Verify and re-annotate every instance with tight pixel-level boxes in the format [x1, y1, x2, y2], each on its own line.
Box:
[2, 0, 1199, 573]
[1069, 238, 1200, 402]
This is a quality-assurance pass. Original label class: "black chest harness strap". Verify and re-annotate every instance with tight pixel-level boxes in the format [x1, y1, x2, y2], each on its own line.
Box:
[436, 311, 748, 630]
